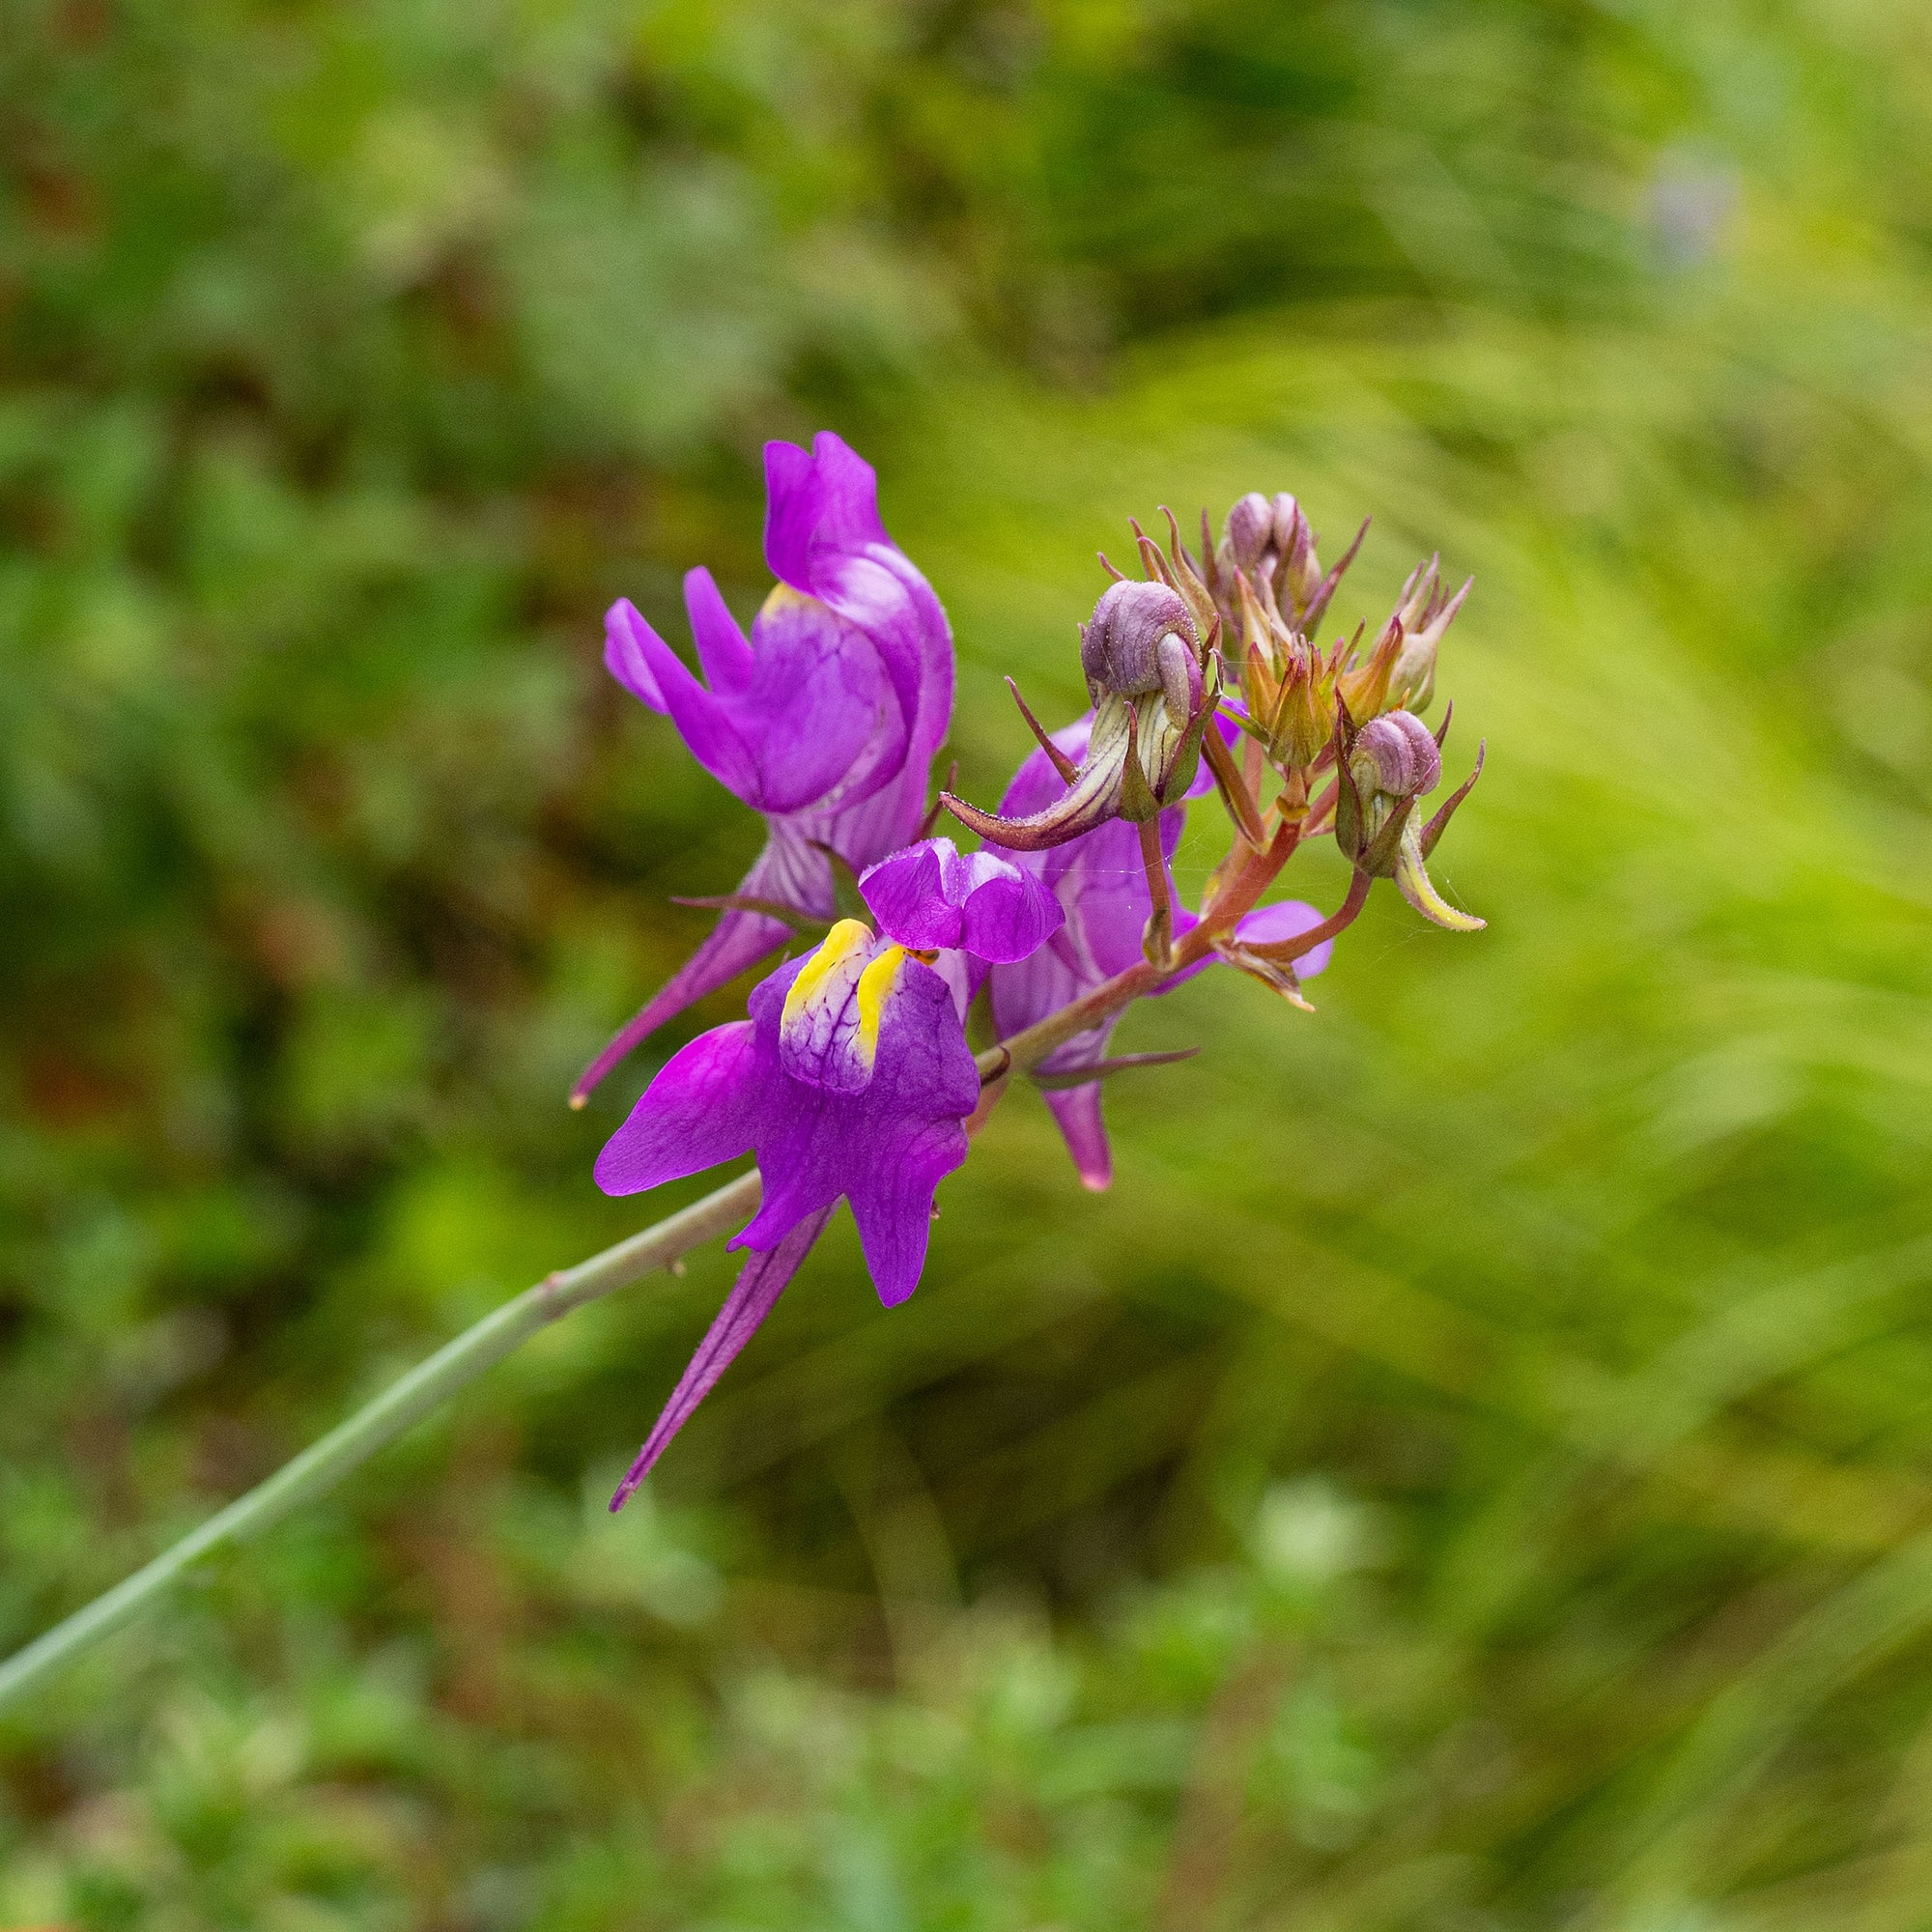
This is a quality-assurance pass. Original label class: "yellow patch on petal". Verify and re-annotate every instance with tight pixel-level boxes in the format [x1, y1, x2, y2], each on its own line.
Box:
[783, 916, 871, 1024]
[760, 582, 820, 620]
[853, 944, 910, 1068]
[780, 919, 909, 1093]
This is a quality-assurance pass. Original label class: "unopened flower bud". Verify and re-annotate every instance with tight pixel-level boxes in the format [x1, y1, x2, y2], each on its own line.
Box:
[1221, 492, 1278, 578]
[1350, 710, 1441, 802]
[1080, 579, 1204, 727]
[1336, 708, 1484, 933]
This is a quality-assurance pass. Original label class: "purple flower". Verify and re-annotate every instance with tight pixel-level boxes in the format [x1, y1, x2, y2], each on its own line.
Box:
[988, 719, 1333, 1190]
[575, 433, 953, 1105]
[596, 838, 1059, 1501]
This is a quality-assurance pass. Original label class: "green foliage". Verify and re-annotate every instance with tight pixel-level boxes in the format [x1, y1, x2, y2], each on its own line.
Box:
[7, 0, 1932, 1923]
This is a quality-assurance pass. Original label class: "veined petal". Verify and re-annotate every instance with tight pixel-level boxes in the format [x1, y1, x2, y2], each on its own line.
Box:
[956, 866, 1062, 963]
[738, 585, 895, 813]
[859, 837, 1063, 963]
[733, 952, 978, 1295]
[847, 1118, 959, 1307]
[594, 1021, 760, 1196]
[779, 919, 910, 1095]
[584, 431, 954, 1099]
[763, 432, 891, 586]
[807, 551, 924, 778]
[858, 839, 960, 948]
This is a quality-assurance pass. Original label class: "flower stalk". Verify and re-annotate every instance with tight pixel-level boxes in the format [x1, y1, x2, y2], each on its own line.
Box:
[0, 1172, 762, 1718]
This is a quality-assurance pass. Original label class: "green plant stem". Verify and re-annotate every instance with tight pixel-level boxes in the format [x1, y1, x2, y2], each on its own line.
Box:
[0, 804, 1313, 1719]
[0, 1170, 763, 1719]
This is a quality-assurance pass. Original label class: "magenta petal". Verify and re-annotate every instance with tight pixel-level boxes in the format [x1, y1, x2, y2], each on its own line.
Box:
[631, 621, 762, 803]
[1236, 899, 1334, 977]
[594, 1021, 760, 1196]
[808, 551, 924, 778]
[731, 954, 977, 1301]
[609, 1207, 833, 1511]
[956, 866, 1062, 964]
[737, 591, 892, 812]
[859, 838, 1064, 963]
[683, 568, 754, 691]
[584, 431, 955, 1099]
[848, 1118, 957, 1307]
[763, 433, 891, 588]
[1043, 1081, 1113, 1192]
[604, 600, 668, 714]
[859, 841, 958, 949]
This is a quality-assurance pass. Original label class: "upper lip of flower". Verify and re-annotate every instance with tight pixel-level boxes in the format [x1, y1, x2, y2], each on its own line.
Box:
[602, 431, 952, 822]
[857, 836, 1064, 961]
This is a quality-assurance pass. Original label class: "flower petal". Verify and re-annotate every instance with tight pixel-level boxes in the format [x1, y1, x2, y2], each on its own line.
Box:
[733, 953, 977, 1304]
[779, 920, 900, 1095]
[955, 866, 1063, 963]
[683, 567, 754, 691]
[847, 1117, 961, 1307]
[859, 838, 1063, 963]
[762, 432, 891, 585]
[1043, 1081, 1113, 1192]
[736, 586, 892, 813]
[858, 840, 959, 950]
[604, 599, 668, 714]
[593, 1021, 760, 1196]
[609, 1207, 833, 1511]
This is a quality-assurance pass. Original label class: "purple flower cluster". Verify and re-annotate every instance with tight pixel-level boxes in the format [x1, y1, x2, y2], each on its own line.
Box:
[585, 435, 1485, 1500]
[576, 434, 952, 1104]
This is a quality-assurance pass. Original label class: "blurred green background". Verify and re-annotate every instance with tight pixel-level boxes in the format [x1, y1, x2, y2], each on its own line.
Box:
[5, 0, 1932, 1924]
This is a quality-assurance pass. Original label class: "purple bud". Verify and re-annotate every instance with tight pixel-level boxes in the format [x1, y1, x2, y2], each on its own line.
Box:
[1351, 710, 1441, 800]
[1221, 493, 1277, 576]
[1080, 581, 1202, 724]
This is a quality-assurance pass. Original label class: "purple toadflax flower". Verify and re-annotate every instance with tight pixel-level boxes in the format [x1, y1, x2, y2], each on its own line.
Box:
[574, 433, 953, 1106]
[988, 718, 1334, 1190]
[595, 839, 1059, 1506]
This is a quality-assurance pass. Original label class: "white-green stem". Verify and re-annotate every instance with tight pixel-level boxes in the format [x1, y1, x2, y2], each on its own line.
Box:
[0, 1170, 762, 1718]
